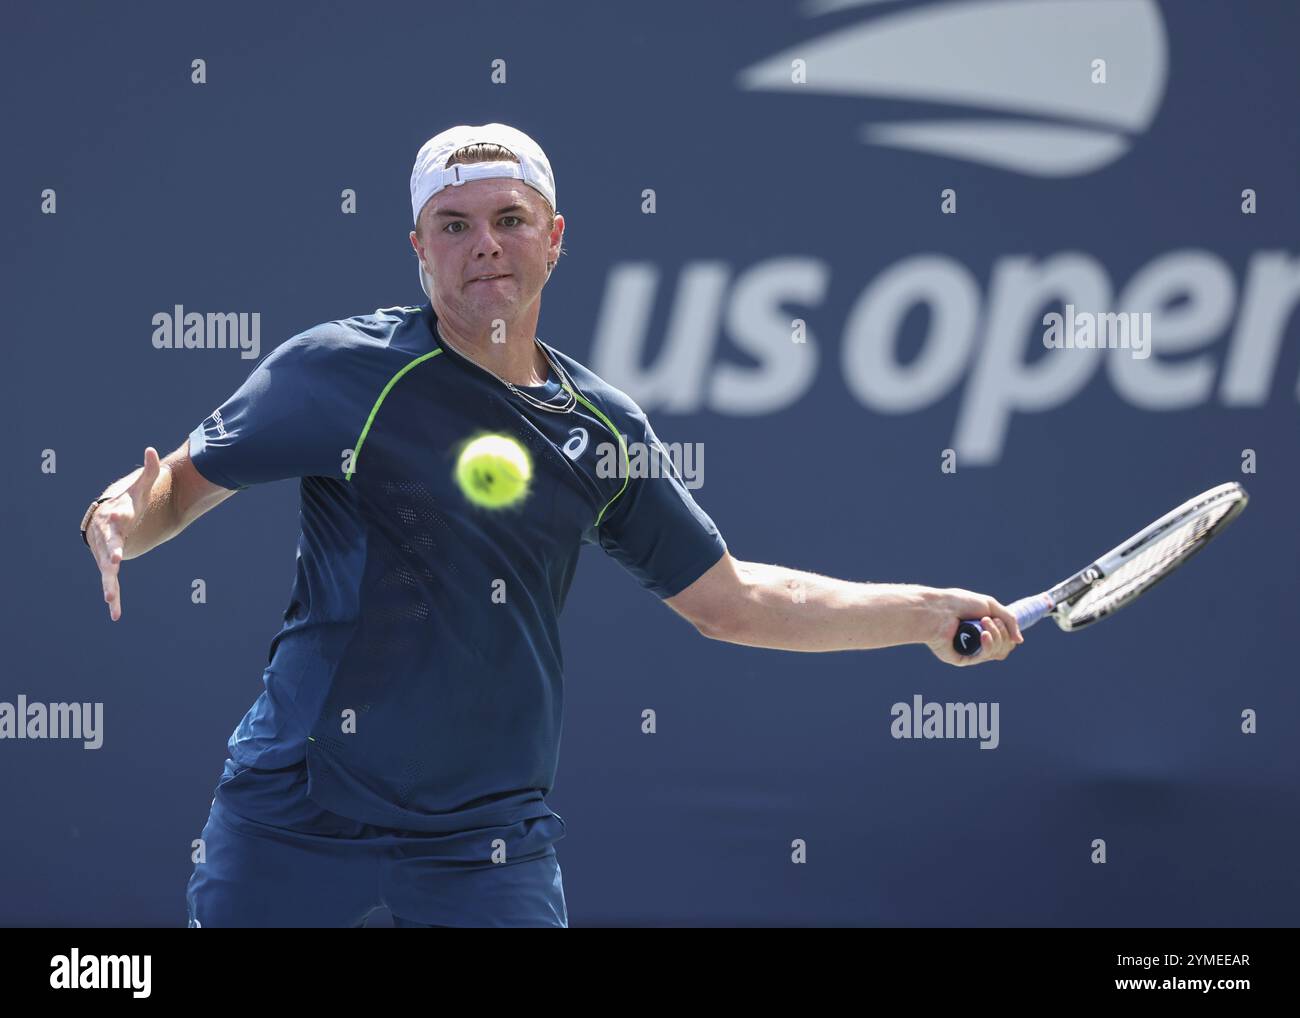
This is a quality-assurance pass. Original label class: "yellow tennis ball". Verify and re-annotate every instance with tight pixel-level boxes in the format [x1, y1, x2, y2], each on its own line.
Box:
[455, 434, 532, 509]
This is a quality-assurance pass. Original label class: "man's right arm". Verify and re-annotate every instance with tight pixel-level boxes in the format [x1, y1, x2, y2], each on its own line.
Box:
[83, 440, 237, 619]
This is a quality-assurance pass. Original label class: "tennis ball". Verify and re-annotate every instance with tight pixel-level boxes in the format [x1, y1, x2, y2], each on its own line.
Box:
[455, 434, 532, 509]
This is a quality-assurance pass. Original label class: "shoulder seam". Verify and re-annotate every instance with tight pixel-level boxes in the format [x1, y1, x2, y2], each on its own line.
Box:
[345, 348, 444, 481]
[569, 387, 631, 529]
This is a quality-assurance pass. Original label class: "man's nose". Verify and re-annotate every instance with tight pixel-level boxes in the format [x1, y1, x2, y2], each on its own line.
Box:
[469, 222, 504, 255]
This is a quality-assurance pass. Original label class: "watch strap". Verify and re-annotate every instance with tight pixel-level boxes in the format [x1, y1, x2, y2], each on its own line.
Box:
[80, 496, 113, 545]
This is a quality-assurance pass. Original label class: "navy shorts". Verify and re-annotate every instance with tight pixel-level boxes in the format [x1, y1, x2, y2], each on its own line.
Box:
[185, 759, 568, 928]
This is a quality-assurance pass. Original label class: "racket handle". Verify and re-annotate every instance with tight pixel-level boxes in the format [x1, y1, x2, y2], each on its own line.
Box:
[952, 594, 1054, 657]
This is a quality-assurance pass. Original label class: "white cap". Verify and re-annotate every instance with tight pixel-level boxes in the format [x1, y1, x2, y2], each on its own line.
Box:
[410, 123, 556, 300]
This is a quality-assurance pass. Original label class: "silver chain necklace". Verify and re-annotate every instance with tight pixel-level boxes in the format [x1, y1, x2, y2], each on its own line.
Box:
[436, 322, 579, 414]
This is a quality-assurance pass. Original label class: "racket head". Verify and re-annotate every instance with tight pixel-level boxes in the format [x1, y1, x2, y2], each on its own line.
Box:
[1052, 482, 1248, 631]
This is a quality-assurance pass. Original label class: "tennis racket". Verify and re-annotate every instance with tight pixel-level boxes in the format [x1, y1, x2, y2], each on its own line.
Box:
[954, 482, 1249, 657]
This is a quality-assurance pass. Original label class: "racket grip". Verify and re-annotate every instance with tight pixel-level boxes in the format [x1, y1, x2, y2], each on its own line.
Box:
[952, 594, 1054, 657]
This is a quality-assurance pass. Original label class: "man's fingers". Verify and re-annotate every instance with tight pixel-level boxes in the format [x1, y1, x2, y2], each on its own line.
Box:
[130, 447, 161, 500]
[97, 547, 122, 577]
[988, 617, 1013, 659]
[94, 527, 125, 622]
[91, 519, 124, 570]
[935, 591, 1023, 666]
[964, 616, 1011, 664]
[101, 561, 122, 621]
[989, 600, 1024, 643]
[981, 617, 1000, 658]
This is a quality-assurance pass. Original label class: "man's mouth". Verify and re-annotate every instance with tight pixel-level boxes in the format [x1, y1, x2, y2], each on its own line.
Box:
[469, 273, 511, 284]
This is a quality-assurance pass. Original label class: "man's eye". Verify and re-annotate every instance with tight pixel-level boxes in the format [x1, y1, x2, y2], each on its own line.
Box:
[444, 217, 520, 233]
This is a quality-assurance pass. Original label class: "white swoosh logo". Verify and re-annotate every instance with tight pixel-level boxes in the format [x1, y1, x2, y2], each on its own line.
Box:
[562, 427, 589, 460]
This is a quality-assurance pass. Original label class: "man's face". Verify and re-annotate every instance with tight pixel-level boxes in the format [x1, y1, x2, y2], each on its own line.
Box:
[409, 178, 564, 324]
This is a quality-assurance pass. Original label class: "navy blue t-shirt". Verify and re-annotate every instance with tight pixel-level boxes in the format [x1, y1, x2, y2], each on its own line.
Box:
[188, 303, 726, 833]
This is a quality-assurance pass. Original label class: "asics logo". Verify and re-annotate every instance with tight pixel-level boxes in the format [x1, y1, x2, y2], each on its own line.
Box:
[562, 427, 589, 460]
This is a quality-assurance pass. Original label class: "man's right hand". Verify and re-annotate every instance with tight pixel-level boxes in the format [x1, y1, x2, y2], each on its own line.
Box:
[922, 587, 1024, 667]
[85, 446, 162, 622]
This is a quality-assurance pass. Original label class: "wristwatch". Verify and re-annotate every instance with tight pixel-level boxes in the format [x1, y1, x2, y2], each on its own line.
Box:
[80, 496, 114, 545]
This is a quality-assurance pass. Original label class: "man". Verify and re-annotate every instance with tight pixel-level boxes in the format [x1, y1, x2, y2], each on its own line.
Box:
[80, 123, 1022, 928]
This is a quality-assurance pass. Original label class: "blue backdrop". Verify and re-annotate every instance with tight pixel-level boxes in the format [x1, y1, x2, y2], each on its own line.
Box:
[3, 0, 1297, 926]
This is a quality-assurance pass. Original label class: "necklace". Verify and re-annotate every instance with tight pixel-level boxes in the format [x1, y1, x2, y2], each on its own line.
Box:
[436, 322, 579, 414]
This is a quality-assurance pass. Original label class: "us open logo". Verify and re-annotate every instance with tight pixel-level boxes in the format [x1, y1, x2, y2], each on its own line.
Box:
[737, 0, 1168, 176]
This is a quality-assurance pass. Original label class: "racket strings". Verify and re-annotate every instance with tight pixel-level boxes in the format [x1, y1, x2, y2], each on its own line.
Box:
[1063, 500, 1239, 624]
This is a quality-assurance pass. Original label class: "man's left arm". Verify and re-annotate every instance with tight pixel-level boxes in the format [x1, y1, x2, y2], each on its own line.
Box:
[665, 552, 1023, 667]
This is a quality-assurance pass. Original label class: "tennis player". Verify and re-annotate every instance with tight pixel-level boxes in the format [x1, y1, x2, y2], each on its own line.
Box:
[79, 123, 1022, 928]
